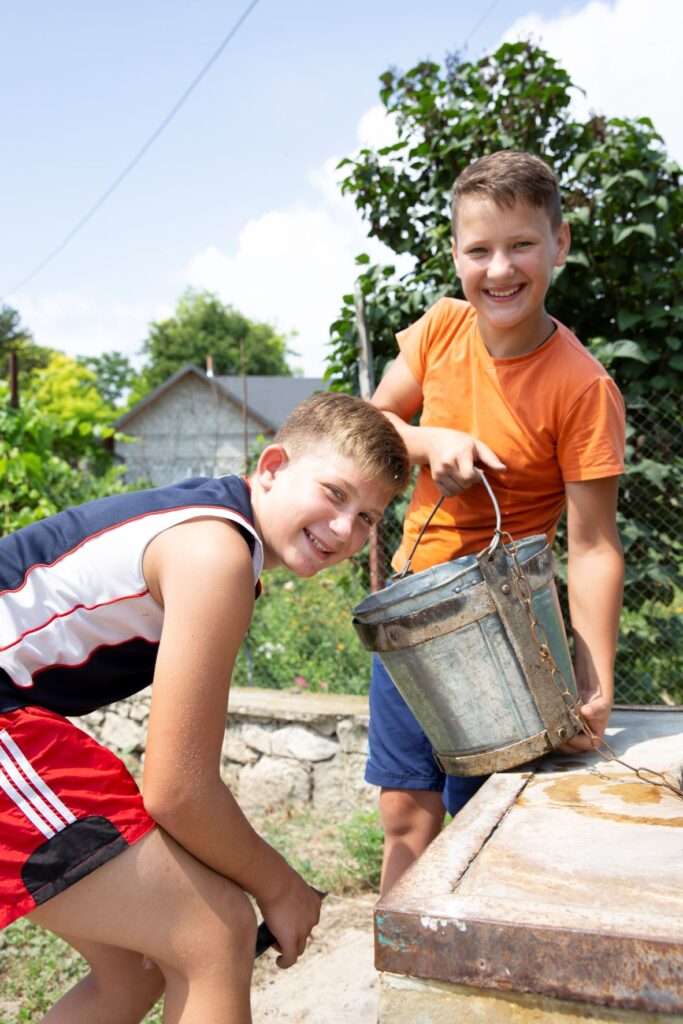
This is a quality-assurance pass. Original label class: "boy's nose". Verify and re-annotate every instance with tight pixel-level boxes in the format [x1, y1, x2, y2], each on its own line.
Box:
[488, 250, 514, 279]
[331, 513, 354, 540]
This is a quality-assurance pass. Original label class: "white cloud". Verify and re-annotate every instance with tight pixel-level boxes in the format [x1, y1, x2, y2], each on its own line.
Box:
[12, 292, 151, 367]
[185, 106, 409, 377]
[14, 106, 406, 380]
[502, 0, 682, 162]
[357, 106, 400, 150]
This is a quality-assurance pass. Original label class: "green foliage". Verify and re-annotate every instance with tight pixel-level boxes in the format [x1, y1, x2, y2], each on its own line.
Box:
[256, 806, 383, 896]
[0, 917, 164, 1022]
[0, 382, 129, 534]
[0, 918, 87, 1022]
[618, 588, 683, 705]
[233, 564, 371, 694]
[0, 303, 57, 389]
[135, 289, 293, 396]
[328, 42, 682, 393]
[337, 809, 383, 890]
[326, 40, 683, 703]
[79, 350, 137, 407]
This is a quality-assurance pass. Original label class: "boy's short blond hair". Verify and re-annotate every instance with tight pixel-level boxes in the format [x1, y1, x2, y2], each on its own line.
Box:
[276, 392, 410, 494]
[451, 150, 563, 234]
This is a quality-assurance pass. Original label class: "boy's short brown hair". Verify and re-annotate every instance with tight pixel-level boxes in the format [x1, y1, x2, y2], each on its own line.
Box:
[276, 392, 410, 494]
[451, 150, 562, 234]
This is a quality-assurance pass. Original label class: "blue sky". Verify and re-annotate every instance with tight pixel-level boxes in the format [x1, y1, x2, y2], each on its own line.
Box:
[2, 0, 680, 375]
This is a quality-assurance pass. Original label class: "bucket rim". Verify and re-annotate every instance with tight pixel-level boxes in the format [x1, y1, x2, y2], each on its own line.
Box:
[352, 533, 549, 620]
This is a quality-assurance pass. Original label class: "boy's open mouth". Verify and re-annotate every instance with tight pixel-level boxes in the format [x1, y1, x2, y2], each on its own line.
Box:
[303, 527, 333, 557]
[484, 284, 525, 299]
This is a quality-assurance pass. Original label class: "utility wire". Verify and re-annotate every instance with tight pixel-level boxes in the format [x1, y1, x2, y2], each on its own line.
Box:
[4, 0, 261, 299]
[462, 0, 503, 49]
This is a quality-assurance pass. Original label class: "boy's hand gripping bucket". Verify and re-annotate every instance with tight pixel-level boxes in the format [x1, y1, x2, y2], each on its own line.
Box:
[352, 474, 581, 775]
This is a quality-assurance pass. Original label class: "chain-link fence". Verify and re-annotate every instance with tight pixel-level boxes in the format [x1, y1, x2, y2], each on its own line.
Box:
[370, 392, 682, 707]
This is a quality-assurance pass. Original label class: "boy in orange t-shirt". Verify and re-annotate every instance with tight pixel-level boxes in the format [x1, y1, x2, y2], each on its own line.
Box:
[367, 150, 625, 895]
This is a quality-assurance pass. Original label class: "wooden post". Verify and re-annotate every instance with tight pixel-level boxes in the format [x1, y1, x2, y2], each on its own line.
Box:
[355, 282, 385, 592]
[8, 350, 19, 408]
[240, 336, 249, 473]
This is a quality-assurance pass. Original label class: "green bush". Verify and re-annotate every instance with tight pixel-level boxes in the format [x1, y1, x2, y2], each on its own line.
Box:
[233, 563, 372, 694]
[338, 809, 384, 890]
[0, 384, 131, 534]
[617, 590, 683, 705]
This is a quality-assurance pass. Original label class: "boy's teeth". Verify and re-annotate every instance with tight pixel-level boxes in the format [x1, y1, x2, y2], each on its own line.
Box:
[305, 528, 327, 553]
[488, 286, 520, 297]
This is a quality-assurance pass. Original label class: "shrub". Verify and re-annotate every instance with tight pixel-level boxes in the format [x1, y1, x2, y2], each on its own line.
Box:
[233, 563, 372, 694]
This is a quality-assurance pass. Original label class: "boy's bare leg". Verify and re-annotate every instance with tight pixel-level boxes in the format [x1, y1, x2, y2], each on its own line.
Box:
[379, 788, 444, 897]
[29, 827, 257, 1024]
[40, 935, 164, 1024]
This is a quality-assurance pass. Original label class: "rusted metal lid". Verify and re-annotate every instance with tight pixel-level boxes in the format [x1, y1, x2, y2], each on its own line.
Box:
[375, 708, 683, 1015]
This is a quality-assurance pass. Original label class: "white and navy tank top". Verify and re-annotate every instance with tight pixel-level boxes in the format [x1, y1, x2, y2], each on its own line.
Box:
[0, 476, 263, 717]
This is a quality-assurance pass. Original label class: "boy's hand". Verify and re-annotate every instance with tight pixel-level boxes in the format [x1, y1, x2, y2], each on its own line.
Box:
[559, 691, 612, 753]
[257, 867, 323, 969]
[426, 427, 506, 496]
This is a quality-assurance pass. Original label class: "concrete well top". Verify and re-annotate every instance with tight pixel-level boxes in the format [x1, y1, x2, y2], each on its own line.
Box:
[376, 708, 683, 1016]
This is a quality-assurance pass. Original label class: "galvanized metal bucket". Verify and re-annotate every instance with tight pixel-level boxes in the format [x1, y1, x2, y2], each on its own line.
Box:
[352, 477, 580, 775]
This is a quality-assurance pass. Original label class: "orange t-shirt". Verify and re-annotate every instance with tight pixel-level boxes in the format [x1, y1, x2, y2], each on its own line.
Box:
[392, 298, 625, 574]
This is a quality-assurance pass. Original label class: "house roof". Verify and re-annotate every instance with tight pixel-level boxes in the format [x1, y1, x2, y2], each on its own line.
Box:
[116, 364, 327, 433]
[215, 375, 327, 431]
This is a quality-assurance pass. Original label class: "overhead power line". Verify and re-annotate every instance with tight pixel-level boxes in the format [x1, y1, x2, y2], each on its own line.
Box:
[463, 0, 503, 49]
[4, 0, 261, 299]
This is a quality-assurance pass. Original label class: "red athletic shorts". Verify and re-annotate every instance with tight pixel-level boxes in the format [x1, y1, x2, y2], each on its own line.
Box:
[0, 705, 156, 929]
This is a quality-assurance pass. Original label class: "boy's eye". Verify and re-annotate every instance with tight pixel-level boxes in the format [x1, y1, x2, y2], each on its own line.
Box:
[359, 512, 374, 527]
[325, 485, 344, 502]
[467, 247, 487, 256]
[514, 240, 533, 249]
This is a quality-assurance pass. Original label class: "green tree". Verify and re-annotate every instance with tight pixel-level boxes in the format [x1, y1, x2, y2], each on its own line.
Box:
[0, 304, 56, 387]
[136, 289, 292, 395]
[79, 351, 137, 407]
[0, 382, 128, 533]
[327, 41, 683, 703]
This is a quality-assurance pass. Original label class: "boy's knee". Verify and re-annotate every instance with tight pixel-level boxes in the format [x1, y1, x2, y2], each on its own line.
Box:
[180, 879, 257, 966]
[380, 788, 444, 836]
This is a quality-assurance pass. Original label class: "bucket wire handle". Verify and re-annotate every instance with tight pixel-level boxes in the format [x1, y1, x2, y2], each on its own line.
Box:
[394, 469, 502, 579]
[393, 494, 444, 579]
[476, 469, 503, 557]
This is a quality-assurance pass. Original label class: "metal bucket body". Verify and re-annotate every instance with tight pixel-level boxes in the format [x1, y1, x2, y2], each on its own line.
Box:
[353, 536, 579, 775]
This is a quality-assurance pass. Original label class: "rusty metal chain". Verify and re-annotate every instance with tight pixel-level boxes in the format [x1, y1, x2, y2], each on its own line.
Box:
[497, 529, 683, 802]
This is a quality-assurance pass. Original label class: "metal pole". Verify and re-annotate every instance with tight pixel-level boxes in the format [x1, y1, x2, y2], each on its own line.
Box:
[240, 336, 249, 473]
[354, 282, 384, 592]
[354, 282, 375, 398]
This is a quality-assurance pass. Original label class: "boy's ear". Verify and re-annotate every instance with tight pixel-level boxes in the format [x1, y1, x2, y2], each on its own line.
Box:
[451, 238, 461, 278]
[255, 444, 289, 490]
[554, 221, 571, 267]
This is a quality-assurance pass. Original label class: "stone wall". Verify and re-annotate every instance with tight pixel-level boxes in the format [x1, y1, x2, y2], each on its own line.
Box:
[75, 687, 375, 818]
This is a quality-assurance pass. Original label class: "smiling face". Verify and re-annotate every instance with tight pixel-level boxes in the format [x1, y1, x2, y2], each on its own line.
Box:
[452, 196, 570, 356]
[251, 442, 395, 577]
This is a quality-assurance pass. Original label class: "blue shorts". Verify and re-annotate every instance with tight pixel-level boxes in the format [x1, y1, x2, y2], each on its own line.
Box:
[365, 655, 487, 817]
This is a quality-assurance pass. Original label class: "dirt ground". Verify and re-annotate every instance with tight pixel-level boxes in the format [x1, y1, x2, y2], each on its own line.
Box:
[251, 893, 379, 1023]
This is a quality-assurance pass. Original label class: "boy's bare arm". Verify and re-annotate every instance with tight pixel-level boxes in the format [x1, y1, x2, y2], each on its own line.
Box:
[372, 354, 504, 492]
[141, 518, 321, 967]
[564, 477, 624, 751]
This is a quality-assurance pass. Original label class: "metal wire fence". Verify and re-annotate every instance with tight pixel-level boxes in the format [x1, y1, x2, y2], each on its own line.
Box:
[371, 392, 683, 707]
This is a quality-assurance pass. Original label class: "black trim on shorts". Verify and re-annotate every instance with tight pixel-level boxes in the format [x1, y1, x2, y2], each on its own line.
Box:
[22, 816, 128, 905]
